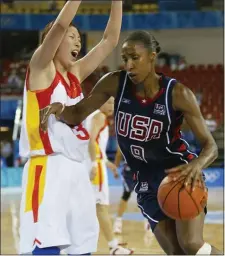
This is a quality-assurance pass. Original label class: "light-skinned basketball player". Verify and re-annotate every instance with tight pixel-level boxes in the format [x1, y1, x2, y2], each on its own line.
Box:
[19, 1, 123, 255]
[85, 97, 133, 254]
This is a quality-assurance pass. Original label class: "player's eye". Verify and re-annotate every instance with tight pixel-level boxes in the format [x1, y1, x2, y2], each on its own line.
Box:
[132, 56, 139, 60]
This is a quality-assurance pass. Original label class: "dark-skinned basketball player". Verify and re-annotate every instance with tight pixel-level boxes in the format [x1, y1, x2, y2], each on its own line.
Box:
[40, 31, 222, 255]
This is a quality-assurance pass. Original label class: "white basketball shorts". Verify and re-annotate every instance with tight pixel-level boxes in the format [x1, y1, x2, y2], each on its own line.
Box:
[19, 154, 99, 254]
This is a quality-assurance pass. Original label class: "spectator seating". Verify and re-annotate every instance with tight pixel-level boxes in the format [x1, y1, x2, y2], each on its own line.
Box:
[1, 1, 158, 14]
[155, 64, 224, 124]
[1, 59, 224, 125]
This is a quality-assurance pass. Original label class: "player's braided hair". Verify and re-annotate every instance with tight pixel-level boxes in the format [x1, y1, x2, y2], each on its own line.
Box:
[124, 31, 161, 54]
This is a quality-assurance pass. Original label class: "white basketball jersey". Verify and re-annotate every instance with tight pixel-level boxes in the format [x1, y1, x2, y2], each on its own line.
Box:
[86, 110, 109, 160]
[19, 70, 89, 162]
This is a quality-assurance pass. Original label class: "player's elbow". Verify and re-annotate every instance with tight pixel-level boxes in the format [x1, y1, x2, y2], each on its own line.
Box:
[210, 138, 218, 160]
[206, 139, 218, 161]
[102, 34, 119, 49]
[213, 144, 219, 160]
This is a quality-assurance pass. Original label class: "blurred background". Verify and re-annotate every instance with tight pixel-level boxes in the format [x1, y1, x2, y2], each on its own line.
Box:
[0, 0, 224, 254]
[1, 0, 224, 170]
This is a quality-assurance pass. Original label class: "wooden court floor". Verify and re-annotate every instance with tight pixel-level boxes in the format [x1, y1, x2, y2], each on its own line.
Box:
[1, 188, 224, 255]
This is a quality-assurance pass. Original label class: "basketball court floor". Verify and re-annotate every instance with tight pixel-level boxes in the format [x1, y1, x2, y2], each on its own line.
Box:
[1, 186, 224, 254]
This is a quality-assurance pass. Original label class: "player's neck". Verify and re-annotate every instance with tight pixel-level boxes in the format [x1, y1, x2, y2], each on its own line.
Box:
[54, 59, 68, 77]
[137, 72, 160, 98]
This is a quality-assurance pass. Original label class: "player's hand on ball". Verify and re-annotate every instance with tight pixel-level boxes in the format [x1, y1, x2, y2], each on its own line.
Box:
[165, 160, 206, 192]
[40, 102, 65, 132]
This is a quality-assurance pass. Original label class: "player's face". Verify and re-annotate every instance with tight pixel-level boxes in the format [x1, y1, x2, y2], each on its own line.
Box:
[56, 26, 81, 69]
[100, 97, 114, 116]
[121, 41, 153, 84]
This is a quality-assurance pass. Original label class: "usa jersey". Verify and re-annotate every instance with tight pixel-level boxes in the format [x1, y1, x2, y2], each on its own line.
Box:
[114, 71, 197, 191]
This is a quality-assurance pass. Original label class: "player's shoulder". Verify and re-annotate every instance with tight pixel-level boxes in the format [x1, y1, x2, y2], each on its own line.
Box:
[30, 45, 46, 68]
[172, 82, 196, 111]
[172, 82, 193, 98]
[101, 70, 124, 81]
[161, 73, 195, 105]
[162, 73, 192, 97]
[97, 70, 123, 89]
[160, 73, 177, 86]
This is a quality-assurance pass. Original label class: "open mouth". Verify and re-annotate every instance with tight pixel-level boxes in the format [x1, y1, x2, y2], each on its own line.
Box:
[71, 50, 78, 59]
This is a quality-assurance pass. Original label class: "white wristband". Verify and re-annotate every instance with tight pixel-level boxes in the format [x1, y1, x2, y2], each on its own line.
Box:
[91, 161, 98, 168]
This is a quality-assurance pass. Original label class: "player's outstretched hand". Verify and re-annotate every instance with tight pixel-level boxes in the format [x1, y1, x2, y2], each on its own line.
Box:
[40, 102, 64, 132]
[165, 160, 206, 192]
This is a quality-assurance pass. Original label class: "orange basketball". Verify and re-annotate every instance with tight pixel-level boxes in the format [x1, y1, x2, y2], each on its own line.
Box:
[157, 175, 208, 220]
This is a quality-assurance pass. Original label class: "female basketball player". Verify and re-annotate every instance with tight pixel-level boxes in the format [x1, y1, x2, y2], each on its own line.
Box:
[19, 1, 123, 255]
[40, 31, 222, 255]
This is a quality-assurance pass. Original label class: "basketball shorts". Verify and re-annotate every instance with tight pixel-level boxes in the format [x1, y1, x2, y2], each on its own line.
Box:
[121, 165, 135, 193]
[85, 158, 109, 205]
[137, 192, 207, 232]
[136, 166, 208, 232]
[19, 154, 99, 255]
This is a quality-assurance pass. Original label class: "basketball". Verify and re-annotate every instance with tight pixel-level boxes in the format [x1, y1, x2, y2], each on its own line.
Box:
[157, 175, 208, 220]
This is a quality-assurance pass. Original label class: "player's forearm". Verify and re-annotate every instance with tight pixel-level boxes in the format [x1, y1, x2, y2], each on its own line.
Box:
[89, 140, 97, 162]
[196, 139, 218, 169]
[61, 101, 99, 126]
[61, 94, 99, 125]
[114, 149, 122, 167]
[62, 94, 111, 126]
[55, 0, 82, 29]
[61, 74, 117, 125]
[102, 1, 123, 46]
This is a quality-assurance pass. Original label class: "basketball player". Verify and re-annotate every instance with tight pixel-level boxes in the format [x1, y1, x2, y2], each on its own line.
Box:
[85, 97, 133, 254]
[40, 31, 222, 255]
[113, 147, 135, 234]
[19, 1, 123, 255]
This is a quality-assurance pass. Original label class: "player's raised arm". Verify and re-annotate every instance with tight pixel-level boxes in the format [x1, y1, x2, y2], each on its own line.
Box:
[71, 1, 123, 82]
[40, 71, 120, 131]
[30, 0, 82, 69]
